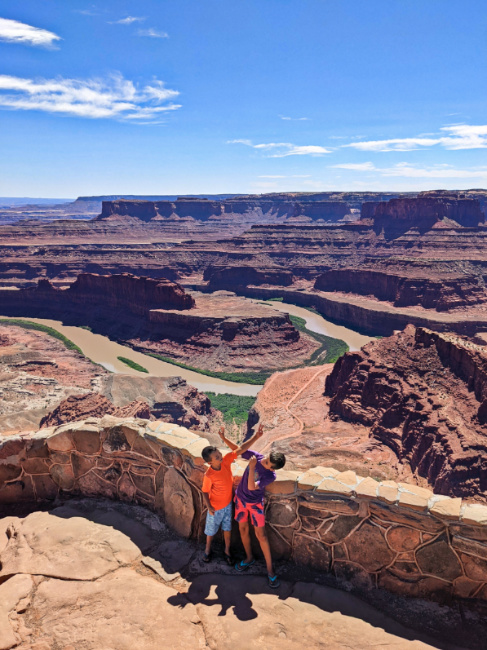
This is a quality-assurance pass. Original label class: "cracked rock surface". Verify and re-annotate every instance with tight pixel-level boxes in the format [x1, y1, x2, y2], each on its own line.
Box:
[0, 499, 464, 649]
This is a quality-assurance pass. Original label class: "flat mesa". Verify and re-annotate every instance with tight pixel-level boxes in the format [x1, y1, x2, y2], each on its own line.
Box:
[157, 291, 285, 319]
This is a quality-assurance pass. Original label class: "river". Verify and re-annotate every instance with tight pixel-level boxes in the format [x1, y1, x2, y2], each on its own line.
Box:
[3, 303, 373, 396]
[257, 301, 375, 351]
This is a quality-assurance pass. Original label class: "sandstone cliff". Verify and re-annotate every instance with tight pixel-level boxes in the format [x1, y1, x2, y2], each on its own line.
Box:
[362, 192, 484, 232]
[314, 268, 487, 311]
[0, 273, 194, 316]
[204, 265, 294, 290]
[324, 325, 487, 499]
[97, 197, 351, 224]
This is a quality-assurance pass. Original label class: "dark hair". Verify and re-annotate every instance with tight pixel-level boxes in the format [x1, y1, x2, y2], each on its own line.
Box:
[269, 451, 286, 470]
[202, 445, 219, 462]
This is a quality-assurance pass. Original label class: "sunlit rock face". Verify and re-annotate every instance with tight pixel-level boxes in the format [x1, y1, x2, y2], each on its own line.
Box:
[325, 325, 487, 499]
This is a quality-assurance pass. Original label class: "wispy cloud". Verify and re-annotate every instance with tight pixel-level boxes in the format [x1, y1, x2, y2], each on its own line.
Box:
[0, 73, 181, 122]
[138, 28, 169, 39]
[228, 139, 330, 157]
[75, 8, 100, 16]
[333, 162, 376, 171]
[344, 137, 439, 152]
[344, 124, 487, 152]
[0, 17, 61, 48]
[332, 161, 487, 179]
[279, 115, 309, 121]
[112, 16, 145, 25]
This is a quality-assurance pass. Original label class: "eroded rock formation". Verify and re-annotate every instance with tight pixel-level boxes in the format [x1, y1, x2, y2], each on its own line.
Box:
[314, 269, 487, 311]
[0, 279, 316, 373]
[97, 196, 352, 224]
[39, 393, 152, 427]
[325, 325, 487, 498]
[2, 192, 487, 338]
[1, 272, 195, 315]
[0, 323, 218, 433]
[204, 265, 294, 290]
[363, 191, 484, 230]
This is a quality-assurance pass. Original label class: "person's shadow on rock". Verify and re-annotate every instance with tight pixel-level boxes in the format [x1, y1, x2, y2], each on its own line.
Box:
[167, 575, 257, 621]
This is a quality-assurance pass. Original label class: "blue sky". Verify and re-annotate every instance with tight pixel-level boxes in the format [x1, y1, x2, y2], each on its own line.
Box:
[0, 0, 486, 197]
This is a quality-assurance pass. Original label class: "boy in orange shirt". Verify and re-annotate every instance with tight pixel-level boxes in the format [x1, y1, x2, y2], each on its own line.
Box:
[201, 424, 263, 564]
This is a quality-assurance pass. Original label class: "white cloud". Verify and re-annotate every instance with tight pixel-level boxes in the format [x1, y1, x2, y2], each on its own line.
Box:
[344, 137, 439, 152]
[113, 16, 145, 25]
[344, 124, 487, 152]
[138, 28, 169, 38]
[0, 73, 181, 122]
[333, 162, 376, 171]
[331, 161, 487, 180]
[439, 124, 487, 150]
[0, 17, 61, 48]
[228, 138, 252, 146]
[228, 139, 330, 157]
[279, 115, 309, 121]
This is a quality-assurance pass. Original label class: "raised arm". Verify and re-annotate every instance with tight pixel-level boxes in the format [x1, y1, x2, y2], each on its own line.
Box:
[217, 426, 238, 451]
[247, 455, 258, 490]
[236, 424, 264, 456]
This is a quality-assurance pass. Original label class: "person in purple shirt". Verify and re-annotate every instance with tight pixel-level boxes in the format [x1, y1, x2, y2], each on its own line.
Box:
[234, 446, 286, 588]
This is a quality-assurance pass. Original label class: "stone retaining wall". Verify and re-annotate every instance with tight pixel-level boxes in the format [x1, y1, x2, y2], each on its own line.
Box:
[2, 417, 487, 603]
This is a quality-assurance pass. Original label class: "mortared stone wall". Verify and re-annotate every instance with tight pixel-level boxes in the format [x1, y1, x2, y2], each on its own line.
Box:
[1, 417, 487, 603]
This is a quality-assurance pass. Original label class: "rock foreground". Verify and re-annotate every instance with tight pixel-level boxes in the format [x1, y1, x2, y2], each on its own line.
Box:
[0, 500, 467, 650]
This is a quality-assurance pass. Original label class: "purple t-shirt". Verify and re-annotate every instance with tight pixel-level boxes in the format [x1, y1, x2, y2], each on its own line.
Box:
[235, 450, 276, 505]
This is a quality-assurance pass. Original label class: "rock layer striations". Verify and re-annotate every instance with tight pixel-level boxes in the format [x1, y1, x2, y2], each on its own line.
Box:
[325, 325, 487, 499]
[0, 275, 316, 373]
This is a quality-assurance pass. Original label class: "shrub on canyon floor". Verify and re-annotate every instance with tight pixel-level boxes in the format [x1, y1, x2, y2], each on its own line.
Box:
[147, 353, 272, 384]
[206, 392, 256, 426]
[117, 356, 149, 373]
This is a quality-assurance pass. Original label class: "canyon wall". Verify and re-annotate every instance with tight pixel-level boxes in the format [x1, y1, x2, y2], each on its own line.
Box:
[204, 265, 294, 290]
[97, 198, 352, 223]
[0, 273, 195, 316]
[325, 326, 487, 498]
[362, 193, 485, 230]
[228, 286, 487, 336]
[314, 269, 487, 311]
[2, 416, 487, 605]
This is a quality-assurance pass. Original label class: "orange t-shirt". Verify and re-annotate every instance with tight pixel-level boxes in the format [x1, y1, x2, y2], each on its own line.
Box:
[202, 451, 237, 511]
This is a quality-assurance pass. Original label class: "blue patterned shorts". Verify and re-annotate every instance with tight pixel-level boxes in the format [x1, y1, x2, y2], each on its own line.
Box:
[204, 502, 233, 536]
